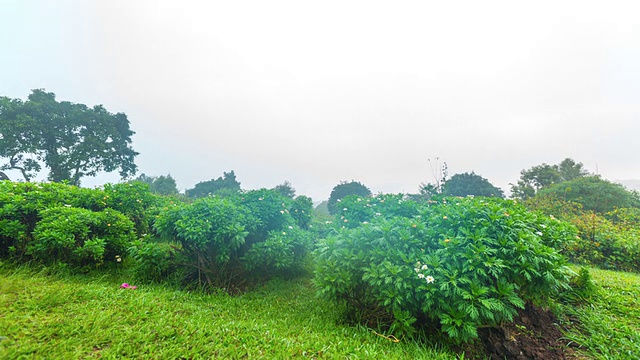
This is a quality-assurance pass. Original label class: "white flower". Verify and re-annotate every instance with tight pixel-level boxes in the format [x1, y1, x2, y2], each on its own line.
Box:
[418, 273, 425, 279]
[540, 224, 547, 228]
[343, 208, 348, 211]
[426, 276, 435, 283]
[536, 231, 543, 236]
[362, 221, 369, 224]
[64, 204, 71, 207]
[421, 264, 428, 270]
[288, 226, 293, 229]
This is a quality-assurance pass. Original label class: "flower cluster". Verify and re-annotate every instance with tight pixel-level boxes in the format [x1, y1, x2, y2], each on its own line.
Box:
[414, 262, 435, 284]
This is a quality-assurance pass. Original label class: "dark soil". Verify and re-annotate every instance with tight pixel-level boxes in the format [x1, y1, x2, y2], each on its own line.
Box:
[476, 304, 582, 360]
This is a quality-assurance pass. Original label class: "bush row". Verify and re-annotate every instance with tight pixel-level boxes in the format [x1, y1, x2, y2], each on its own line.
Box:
[524, 196, 640, 272]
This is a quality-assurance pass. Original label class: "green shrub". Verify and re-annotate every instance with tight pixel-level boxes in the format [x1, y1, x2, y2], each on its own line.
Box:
[29, 207, 135, 267]
[0, 181, 157, 259]
[314, 196, 574, 343]
[154, 189, 313, 291]
[128, 237, 177, 282]
[524, 196, 640, 272]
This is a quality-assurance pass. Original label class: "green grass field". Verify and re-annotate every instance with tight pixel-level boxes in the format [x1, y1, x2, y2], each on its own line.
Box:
[1, 263, 639, 359]
[0, 263, 456, 359]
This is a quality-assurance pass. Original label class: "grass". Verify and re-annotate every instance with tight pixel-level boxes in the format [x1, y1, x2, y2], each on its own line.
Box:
[0, 263, 457, 359]
[559, 267, 640, 359]
[2, 263, 640, 359]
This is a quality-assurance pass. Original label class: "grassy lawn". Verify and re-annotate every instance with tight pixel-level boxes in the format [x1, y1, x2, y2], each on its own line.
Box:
[0, 263, 456, 359]
[560, 267, 640, 359]
[2, 263, 639, 359]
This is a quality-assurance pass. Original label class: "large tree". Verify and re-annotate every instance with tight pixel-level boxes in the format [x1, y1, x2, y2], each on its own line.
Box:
[510, 158, 588, 199]
[0, 89, 138, 185]
[442, 172, 504, 198]
[327, 180, 372, 215]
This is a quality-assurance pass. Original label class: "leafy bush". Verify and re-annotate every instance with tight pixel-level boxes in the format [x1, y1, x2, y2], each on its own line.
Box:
[0, 181, 156, 264]
[537, 176, 640, 214]
[314, 196, 574, 343]
[524, 196, 640, 272]
[29, 207, 135, 267]
[154, 189, 313, 291]
[335, 193, 420, 228]
[128, 237, 177, 282]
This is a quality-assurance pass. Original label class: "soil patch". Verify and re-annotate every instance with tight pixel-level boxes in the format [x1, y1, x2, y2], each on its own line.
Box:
[477, 304, 582, 359]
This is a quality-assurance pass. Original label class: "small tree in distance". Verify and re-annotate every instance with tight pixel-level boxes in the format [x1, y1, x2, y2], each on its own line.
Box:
[133, 173, 179, 195]
[273, 181, 296, 199]
[327, 181, 372, 215]
[442, 172, 504, 198]
[186, 171, 241, 198]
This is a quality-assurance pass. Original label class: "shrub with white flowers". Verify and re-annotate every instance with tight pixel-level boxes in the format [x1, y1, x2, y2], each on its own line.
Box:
[314, 196, 576, 343]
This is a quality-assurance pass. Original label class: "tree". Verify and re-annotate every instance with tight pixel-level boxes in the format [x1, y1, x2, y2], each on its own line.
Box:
[537, 175, 640, 214]
[442, 172, 504, 198]
[0, 89, 138, 184]
[133, 173, 179, 195]
[186, 171, 241, 198]
[273, 181, 296, 198]
[327, 181, 372, 215]
[510, 158, 589, 199]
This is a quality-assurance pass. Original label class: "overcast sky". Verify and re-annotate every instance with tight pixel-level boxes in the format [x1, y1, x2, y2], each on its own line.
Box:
[1, 1, 639, 201]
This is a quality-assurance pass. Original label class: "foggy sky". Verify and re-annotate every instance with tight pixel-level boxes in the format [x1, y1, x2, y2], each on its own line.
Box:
[1, 1, 639, 201]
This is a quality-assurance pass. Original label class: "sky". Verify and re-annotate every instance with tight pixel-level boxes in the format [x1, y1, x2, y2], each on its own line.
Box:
[1, 0, 639, 201]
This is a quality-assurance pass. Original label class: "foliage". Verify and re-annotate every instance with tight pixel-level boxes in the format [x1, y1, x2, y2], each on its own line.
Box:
[273, 180, 296, 198]
[511, 158, 589, 199]
[154, 189, 312, 291]
[537, 175, 640, 214]
[327, 180, 372, 215]
[315, 197, 574, 343]
[441, 172, 504, 198]
[334, 193, 421, 228]
[185, 170, 241, 198]
[0, 89, 138, 185]
[29, 207, 135, 268]
[133, 173, 179, 195]
[0, 181, 156, 261]
[289, 195, 314, 229]
[128, 237, 177, 282]
[524, 196, 640, 272]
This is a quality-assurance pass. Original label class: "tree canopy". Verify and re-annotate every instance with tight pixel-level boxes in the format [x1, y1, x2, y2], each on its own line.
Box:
[537, 175, 640, 213]
[186, 171, 241, 198]
[273, 181, 296, 199]
[327, 181, 372, 215]
[442, 172, 504, 198]
[0, 89, 138, 185]
[510, 158, 589, 199]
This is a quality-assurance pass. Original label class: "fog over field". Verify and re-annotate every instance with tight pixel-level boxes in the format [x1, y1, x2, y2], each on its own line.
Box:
[1, 1, 639, 200]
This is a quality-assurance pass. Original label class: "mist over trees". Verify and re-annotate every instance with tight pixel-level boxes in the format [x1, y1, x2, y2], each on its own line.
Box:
[0, 89, 138, 185]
